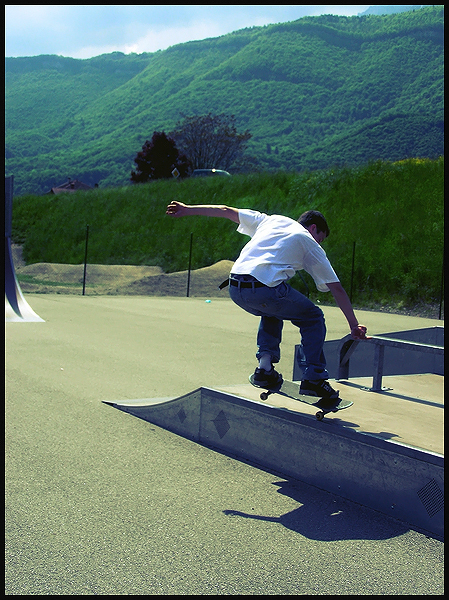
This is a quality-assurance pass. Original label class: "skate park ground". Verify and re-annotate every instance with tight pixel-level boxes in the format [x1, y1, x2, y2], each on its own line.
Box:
[5, 294, 444, 595]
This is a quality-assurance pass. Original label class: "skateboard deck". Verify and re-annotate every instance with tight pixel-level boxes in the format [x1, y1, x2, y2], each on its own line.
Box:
[249, 374, 353, 421]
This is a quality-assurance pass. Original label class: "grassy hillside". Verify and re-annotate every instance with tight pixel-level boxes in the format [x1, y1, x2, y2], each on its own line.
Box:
[5, 6, 444, 196]
[12, 158, 444, 309]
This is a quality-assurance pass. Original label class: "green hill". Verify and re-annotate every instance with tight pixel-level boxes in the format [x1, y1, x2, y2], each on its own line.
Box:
[11, 158, 444, 310]
[5, 6, 444, 196]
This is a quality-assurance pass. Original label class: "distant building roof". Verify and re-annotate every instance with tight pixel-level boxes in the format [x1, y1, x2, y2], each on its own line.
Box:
[48, 178, 94, 194]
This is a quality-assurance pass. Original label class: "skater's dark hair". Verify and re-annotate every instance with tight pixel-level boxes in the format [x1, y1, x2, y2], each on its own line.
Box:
[298, 210, 330, 238]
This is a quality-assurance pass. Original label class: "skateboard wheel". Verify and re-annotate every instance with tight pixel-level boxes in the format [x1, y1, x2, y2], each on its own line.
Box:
[316, 411, 324, 421]
[260, 392, 269, 401]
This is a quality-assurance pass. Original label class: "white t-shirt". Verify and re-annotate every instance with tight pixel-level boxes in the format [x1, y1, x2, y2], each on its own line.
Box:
[231, 209, 339, 292]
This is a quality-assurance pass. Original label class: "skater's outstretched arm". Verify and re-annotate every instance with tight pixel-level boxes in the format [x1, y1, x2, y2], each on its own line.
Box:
[327, 281, 370, 340]
[166, 201, 240, 223]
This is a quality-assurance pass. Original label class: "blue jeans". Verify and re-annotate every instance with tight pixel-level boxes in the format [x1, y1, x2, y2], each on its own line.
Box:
[229, 276, 328, 381]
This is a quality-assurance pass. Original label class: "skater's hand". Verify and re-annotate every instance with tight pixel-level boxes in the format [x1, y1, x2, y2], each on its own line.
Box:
[166, 201, 188, 217]
[351, 324, 370, 340]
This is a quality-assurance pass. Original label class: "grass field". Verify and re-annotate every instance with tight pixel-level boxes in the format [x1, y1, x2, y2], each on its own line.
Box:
[12, 158, 444, 311]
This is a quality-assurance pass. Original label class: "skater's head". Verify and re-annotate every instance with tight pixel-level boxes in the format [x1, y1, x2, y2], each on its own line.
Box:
[298, 210, 330, 242]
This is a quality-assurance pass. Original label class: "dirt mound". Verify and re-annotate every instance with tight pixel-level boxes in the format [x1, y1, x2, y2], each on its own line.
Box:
[19, 262, 164, 284]
[15, 251, 234, 297]
[114, 260, 234, 297]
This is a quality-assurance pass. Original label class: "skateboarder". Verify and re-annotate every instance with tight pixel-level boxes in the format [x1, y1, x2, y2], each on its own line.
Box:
[166, 201, 369, 399]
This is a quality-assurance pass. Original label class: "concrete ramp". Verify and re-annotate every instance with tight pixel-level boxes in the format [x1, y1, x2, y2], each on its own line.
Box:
[105, 387, 443, 539]
[5, 176, 44, 323]
[5, 238, 44, 322]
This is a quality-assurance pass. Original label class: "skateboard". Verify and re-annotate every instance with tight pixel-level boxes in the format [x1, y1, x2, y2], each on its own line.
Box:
[249, 374, 353, 421]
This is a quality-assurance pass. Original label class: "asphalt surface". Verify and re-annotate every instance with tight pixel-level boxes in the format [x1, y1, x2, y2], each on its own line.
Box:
[5, 295, 444, 595]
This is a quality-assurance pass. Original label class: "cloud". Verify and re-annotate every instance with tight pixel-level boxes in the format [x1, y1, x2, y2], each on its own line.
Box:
[307, 4, 369, 17]
[70, 20, 232, 58]
[5, 5, 370, 59]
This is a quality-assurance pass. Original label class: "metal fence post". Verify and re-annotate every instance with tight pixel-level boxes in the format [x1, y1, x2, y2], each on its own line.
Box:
[186, 232, 193, 297]
[82, 225, 89, 296]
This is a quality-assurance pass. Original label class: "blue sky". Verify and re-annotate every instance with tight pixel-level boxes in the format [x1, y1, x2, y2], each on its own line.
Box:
[5, 5, 377, 59]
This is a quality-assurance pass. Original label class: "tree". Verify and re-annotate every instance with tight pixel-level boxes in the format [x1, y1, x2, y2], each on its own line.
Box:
[169, 113, 252, 171]
[130, 131, 191, 183]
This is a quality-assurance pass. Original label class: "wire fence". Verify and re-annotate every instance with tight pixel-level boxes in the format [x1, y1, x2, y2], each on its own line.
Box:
[13, 225, 444, 319]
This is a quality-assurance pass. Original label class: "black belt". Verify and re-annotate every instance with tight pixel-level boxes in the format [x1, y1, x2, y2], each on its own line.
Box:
[219, 277, 267, 290]
[230, 278, 267, 288]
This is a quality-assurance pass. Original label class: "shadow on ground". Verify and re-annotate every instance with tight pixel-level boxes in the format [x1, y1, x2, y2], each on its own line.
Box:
[224, 478, 410, 542]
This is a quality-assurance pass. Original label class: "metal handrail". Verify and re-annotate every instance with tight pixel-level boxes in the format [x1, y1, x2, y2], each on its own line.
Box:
[337, 335, 444, 391]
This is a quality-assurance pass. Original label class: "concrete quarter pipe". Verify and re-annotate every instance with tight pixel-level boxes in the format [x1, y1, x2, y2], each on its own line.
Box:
[5, 176, 44, 323]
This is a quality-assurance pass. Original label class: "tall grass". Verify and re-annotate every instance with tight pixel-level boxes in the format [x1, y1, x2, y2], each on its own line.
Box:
[12, 157, 443, 307]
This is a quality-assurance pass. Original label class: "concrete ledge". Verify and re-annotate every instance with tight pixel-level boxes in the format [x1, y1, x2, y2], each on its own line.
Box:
[104, 388, 444, 539]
